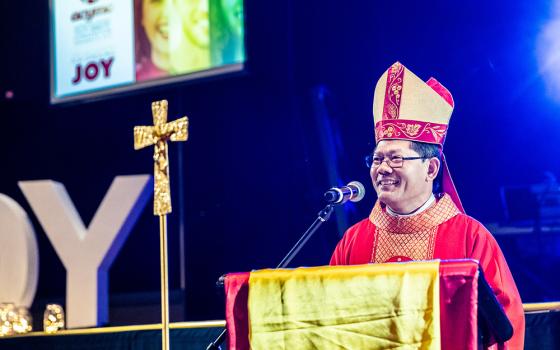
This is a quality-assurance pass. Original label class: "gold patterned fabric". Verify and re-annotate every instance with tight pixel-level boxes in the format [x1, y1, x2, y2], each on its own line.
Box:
[369, 194, 460, 263]
[248, 262, 441, 350]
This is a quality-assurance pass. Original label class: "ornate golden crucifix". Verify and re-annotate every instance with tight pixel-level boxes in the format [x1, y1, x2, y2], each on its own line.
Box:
[134, 100, 188, 350]
[134, 100, 189, 215]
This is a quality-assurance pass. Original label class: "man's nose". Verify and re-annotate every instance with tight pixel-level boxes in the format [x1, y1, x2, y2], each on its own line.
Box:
[376, 161, 393, 175]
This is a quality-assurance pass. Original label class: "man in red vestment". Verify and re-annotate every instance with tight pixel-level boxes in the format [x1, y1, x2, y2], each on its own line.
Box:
[330, 62, 525, 349]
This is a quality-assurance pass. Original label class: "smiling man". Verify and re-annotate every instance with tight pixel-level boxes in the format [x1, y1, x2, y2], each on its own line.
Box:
[330, 62, 525, 349]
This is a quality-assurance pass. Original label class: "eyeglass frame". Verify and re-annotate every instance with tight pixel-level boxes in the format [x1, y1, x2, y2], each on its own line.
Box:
[365, 154, 428, 168]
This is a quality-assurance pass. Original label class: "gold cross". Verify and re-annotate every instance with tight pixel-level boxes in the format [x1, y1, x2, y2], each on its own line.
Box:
[134, 100, 189, 215]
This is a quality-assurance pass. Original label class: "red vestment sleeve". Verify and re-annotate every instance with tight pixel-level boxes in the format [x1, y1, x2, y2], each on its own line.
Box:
[467, 220, 525, 350]
[434, 215, 525, 349]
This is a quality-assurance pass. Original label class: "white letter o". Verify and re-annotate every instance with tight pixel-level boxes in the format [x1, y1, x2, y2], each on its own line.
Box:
[0, 194, 39, 307]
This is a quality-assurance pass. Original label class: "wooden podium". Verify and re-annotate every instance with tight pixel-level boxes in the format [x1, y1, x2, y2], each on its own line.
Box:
[223, 259, 512, 350]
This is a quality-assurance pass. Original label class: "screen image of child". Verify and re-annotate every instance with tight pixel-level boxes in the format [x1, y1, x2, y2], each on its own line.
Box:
[135, 0, 211, 82]
[209, 0, 244, 66]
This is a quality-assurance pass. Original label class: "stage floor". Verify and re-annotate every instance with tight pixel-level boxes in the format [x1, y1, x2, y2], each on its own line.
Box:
[0, 307, 559, 349]
[0, 320, 225, 349]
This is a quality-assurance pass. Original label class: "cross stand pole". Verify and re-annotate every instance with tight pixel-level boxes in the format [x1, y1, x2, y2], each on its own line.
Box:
[159, 215, 170, 350]
[134, 100, 189, 350]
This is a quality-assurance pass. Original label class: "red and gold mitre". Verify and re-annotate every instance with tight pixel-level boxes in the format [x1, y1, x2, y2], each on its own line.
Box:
[373, 61, 454, 145]
[372, 61, 465, 213]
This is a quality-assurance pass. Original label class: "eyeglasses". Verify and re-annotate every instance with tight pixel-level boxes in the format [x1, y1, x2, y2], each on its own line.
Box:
[365, 154, 427, 168]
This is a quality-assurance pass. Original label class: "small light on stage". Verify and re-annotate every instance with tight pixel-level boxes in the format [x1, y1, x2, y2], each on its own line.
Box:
[0, 303, 16, 337]
[0, 303, 32, 336]
[13, 307, 32, 334]
[43, 304, 65, 334]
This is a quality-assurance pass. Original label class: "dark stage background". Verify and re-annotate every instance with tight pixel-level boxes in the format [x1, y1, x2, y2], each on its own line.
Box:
[1, 0, 560, 323]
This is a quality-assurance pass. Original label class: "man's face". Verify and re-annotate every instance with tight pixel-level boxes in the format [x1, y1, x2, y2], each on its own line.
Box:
[370, 140, 433, 213]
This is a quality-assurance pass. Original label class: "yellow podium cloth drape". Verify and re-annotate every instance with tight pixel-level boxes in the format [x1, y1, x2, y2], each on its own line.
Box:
[248, 262, 441, 350]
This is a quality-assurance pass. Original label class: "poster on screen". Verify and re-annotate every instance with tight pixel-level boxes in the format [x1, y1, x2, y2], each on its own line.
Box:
[52, 0, 135, 99]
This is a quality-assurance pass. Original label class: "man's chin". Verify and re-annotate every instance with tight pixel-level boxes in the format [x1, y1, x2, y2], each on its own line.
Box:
[377, 192, 398, 206]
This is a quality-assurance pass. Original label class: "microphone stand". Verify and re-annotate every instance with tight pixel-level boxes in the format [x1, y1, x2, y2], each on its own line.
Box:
[206, 203, 336, 350]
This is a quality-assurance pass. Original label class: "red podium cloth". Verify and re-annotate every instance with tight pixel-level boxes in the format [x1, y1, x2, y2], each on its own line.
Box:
[224, 259, 479, 350]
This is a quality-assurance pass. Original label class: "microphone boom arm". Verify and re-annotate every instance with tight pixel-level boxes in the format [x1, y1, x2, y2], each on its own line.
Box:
[277, 204, 335, 268]
[207, 203, 336, 349]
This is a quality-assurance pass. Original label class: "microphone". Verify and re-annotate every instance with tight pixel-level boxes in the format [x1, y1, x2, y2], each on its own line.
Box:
[324, 181, 365, 204]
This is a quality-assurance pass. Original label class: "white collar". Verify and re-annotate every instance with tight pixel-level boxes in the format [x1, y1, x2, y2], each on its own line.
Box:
[386, 194, 436, 218]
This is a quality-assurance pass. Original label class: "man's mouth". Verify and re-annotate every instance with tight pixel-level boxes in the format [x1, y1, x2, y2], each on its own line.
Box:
[377, 179, 399, 187]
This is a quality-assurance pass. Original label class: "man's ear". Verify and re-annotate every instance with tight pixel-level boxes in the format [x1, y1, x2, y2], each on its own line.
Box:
[427, 157, 441, 181]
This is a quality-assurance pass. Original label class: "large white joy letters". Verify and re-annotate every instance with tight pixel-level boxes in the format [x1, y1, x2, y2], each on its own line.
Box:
[17, 175, 152, 328]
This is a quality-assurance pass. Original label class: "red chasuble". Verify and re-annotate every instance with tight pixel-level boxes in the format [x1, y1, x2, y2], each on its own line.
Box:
[330, 194, 525, 350]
